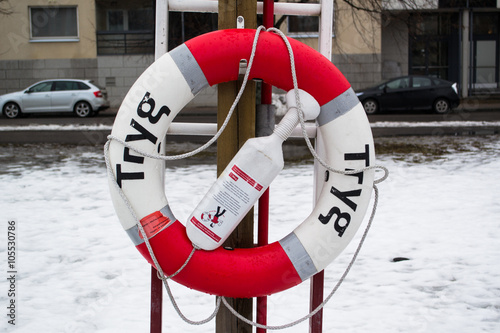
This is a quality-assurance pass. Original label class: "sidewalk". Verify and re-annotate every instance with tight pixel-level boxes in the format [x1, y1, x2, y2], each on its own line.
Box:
[0, 99, 499, 145]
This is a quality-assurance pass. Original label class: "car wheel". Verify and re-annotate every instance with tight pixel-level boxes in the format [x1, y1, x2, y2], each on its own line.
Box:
[74, 101, 93, 118]
[433, 98, 450, 114]
[362, 99, 378, 114]
[3, 102, 22, 119]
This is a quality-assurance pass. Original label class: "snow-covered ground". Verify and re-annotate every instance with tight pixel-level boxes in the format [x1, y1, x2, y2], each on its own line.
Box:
[1, 135, 500, 332]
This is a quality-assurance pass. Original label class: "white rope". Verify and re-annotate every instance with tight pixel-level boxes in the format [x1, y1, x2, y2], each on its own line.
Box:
[213, 27, 389, 330]
[105, 140, 221, 325]
[221, 184, 381, 330]
[266, 27, 389, 184]
[107, 25, 268, 163]
[103, 26, 268, 326]
[104, 26, 389, 330]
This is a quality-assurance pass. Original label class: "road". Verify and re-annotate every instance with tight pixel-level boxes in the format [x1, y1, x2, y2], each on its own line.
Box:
[1, 106, 500, 126]
[0, 108, 499, 145]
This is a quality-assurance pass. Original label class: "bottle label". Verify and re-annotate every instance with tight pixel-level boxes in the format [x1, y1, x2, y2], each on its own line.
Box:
[190, 163, 264, 243]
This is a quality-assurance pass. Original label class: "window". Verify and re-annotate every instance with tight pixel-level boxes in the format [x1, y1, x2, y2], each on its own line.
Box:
[106, 8, 154, 31]
[288, 16, 319, 36]
[386, 78, 409, 90]
[107, 10, 124, 31]
[54, 81, 90, 91]
[409, 13, 459, 80]
[28, 82, 53, 93]
[439, 0, 496, 8]
[285, 0, 320, 36]
[98, 7, 155, 55]
[412, 77, 432, 88]
[168, 12, 217, 50]
[30, 7, 78, 41]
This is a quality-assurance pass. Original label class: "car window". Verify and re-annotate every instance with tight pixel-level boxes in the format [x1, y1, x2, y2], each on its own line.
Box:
[77, 82, 91, 90]
[412, 77, 432, 88]
[386, 78, 410, 90]
[54, 81, 72, 91]
[28, 82, 53, 93]
[54, 81, 89, 91]
[432, 78, 448, 86]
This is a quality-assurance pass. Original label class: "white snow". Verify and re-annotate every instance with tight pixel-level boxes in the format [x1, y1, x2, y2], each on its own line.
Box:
[1, 135, 500, 332]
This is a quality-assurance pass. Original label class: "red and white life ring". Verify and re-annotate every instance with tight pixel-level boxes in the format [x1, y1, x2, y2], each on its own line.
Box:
[107, 29, 375, 298]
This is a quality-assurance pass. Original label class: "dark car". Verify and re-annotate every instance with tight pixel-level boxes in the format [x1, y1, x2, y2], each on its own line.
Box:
[356, 75, 460, 114]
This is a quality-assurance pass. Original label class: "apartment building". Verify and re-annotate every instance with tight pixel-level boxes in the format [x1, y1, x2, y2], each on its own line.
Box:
[0, 0, 499, 109]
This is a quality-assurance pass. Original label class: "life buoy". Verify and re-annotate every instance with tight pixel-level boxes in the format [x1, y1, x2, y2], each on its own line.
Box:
[107, 29, 375, 298]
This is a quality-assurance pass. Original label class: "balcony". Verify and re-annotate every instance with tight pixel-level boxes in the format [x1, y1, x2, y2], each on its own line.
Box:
[96, 30, 154, 55]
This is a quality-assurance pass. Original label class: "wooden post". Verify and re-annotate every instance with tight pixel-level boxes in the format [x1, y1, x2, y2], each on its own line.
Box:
[216, 1, 257, 333]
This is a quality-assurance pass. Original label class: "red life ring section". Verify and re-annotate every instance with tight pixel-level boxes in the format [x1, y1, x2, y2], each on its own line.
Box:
[107, 29, 375, 298]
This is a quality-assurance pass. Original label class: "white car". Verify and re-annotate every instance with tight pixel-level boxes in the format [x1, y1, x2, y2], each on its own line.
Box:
[0, 79, 110, 118]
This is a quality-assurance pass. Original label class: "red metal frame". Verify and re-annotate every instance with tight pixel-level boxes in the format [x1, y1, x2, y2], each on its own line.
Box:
[150, 267, 163, 333]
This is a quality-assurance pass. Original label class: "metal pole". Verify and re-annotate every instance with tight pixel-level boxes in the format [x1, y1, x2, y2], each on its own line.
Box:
[151, 1, 168, 332]
[155, 0, 168, 59]
[310, 1, 334, 332]
[150, 267, 163, 333]
[257, 2, 274, 332]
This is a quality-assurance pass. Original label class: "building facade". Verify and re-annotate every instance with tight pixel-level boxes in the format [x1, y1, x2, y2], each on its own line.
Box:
[0, 0, 499, 111]
[383, 0, 500, 98]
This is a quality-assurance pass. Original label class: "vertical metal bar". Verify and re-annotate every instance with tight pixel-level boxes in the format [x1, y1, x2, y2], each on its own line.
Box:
[150, 267, 163, 333]
[310, 1, 333, 332]
[151, 1, 167, 332]
[256, 189, 269, 333]
[318, 0, 333, 61]
[309, 271, 324, 333]
[256, 1, 274, 332]
[155, 0, 168, 59]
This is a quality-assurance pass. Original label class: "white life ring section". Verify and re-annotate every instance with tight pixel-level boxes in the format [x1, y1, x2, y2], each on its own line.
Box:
[107, 29, 375, 298]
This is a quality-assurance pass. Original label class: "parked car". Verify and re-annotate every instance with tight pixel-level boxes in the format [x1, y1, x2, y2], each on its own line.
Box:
[356, 75, 460, 114]
[0, 79, 110, 119]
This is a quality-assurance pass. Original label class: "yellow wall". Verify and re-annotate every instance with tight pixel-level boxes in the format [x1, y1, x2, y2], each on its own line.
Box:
[0, 0, 96, 60]
[333, 0, 381, 55]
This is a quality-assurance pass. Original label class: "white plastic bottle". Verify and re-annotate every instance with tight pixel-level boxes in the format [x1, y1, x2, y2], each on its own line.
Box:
[186, 89, 320, 250]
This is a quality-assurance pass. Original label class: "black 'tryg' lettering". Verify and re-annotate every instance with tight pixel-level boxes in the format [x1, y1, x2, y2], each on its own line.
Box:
[115, 164, 144, 188]
[344, 144, 370, 167]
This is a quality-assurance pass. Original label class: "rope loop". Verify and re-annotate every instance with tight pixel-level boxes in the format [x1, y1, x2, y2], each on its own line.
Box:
[104, 26, 389, 330]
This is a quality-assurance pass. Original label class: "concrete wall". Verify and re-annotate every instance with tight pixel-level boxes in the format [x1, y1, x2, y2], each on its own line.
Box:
[96, 55, 154, 107]
[96, 55, 217, 108]
[332, 53, 382, 91]
[0, 58, 98, 94]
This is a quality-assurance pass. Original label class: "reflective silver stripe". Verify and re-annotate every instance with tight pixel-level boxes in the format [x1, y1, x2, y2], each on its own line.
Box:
[126, 225, 143, 246]
[279, 232, 317, 281]
[317, 87, 359, 127]
[170, 43, 209, 95]
[125, 205, 178, 246]
[160, 205, 177, 222]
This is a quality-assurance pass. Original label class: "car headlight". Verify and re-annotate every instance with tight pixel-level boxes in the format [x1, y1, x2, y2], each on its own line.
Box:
[355, 92, 364, 97]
